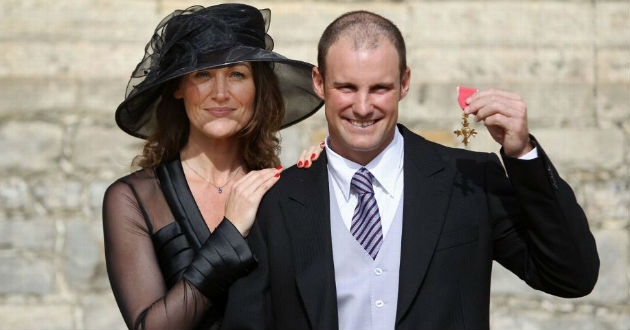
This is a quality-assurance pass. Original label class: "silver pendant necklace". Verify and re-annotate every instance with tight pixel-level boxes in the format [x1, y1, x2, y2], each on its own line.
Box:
[183, 161, 241, 193]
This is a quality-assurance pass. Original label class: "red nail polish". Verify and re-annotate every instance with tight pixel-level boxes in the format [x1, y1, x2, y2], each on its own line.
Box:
[310, 153, 316, 160]
[276, 165, 283, 170]
[274, 173, 280, 178]
[297, 161, 303, 167]
[304, 160, 309, 167]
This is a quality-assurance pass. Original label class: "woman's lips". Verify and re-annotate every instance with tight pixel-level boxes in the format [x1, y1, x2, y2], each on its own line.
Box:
[206, 107, 235, 117]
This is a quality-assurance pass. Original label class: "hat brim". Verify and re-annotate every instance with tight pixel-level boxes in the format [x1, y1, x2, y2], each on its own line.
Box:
[115, 45, 323, 139]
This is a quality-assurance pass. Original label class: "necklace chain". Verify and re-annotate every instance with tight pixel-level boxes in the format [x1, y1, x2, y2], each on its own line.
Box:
[183, 161, 241, 194]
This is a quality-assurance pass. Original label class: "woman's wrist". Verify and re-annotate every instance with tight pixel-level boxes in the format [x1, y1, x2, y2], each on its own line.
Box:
[182, 219, 257, 302]
[225, 216, 250, 237]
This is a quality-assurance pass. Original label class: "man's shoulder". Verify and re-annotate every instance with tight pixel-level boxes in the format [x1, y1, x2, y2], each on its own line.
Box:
[276, 164, 313, 187]
[261, 162, 326, 200]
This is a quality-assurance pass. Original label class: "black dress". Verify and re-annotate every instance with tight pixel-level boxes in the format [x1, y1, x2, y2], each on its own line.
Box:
[102, 157, 256, 330]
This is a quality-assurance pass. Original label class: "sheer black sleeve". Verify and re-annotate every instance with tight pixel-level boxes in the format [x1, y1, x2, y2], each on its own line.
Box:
[103, 178, 256, 330]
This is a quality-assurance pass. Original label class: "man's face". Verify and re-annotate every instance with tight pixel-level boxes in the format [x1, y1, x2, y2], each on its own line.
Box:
[313, 36, 410, 165]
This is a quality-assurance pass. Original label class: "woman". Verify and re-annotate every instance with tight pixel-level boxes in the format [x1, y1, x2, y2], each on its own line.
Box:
[102, 4, 323, 329]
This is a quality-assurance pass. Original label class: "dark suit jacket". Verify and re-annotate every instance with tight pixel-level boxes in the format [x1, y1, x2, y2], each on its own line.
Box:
[222, 125, 599, 330]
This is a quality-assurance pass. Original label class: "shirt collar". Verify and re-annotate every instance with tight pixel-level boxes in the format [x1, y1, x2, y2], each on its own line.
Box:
[326, 127, 404, 201]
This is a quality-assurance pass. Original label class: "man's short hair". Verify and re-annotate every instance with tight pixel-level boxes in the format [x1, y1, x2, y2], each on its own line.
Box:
[317, 10, 407, 81]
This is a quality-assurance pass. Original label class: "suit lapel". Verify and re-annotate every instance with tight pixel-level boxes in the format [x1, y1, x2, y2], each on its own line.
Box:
[395, 125, 454, 325]
[281, 153, 339, 330]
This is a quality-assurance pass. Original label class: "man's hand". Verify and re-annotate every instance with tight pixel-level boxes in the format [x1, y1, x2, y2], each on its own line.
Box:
[464, 88, 533, 158]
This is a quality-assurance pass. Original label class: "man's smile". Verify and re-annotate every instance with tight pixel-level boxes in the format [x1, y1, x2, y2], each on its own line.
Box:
[349, 119, 376, 128]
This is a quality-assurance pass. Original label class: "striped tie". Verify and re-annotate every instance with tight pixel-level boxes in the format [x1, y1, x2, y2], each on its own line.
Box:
[350, 167, 383, 260]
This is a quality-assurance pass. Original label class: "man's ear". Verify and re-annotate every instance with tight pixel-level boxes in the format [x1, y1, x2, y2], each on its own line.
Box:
[399, 66, 411, 100]
[312, 66, 325, 100]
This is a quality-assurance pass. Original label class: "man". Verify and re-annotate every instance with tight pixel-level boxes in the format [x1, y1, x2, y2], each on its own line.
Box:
[222, 10, 599, 330]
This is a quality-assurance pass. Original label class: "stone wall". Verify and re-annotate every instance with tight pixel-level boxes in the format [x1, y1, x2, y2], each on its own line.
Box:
[0, 0, 628, 329]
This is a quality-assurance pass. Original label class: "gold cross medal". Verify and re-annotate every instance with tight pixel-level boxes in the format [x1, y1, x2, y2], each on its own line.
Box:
[454, 86, 478, 146]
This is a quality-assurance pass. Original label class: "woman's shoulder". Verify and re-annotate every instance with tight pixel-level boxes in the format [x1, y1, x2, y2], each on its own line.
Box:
[105, 167, 160, 200]
[103, 166, 172, 232]
[111, 167, 157, 187]
[103, 168, 163, 237]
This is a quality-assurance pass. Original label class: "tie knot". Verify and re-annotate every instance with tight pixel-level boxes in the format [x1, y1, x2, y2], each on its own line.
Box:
[351, 167, 374, 195]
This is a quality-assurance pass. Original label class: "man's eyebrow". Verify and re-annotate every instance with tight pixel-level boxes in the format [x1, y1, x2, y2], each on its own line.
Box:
[332, 81, 355, 87]
[371, 82, 395, 89]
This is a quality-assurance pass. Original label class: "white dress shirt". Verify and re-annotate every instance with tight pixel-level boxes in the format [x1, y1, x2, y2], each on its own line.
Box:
[325, 127, 405, 238]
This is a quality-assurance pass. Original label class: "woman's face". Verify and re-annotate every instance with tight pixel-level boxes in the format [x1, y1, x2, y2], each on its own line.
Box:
[174, 62, 255, 142]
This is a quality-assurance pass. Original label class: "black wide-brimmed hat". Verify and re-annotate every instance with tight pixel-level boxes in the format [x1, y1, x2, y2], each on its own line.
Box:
[115, 3, 323, 139]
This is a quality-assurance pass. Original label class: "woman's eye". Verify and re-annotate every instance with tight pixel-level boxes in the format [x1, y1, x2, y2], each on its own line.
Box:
[193, 71, 211, 78]
[230, 71, 245, 78]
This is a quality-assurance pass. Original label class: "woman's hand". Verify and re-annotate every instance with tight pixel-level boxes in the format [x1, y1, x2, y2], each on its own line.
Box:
[224, 166, 282, 237]
[297, 140, 325, 168]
